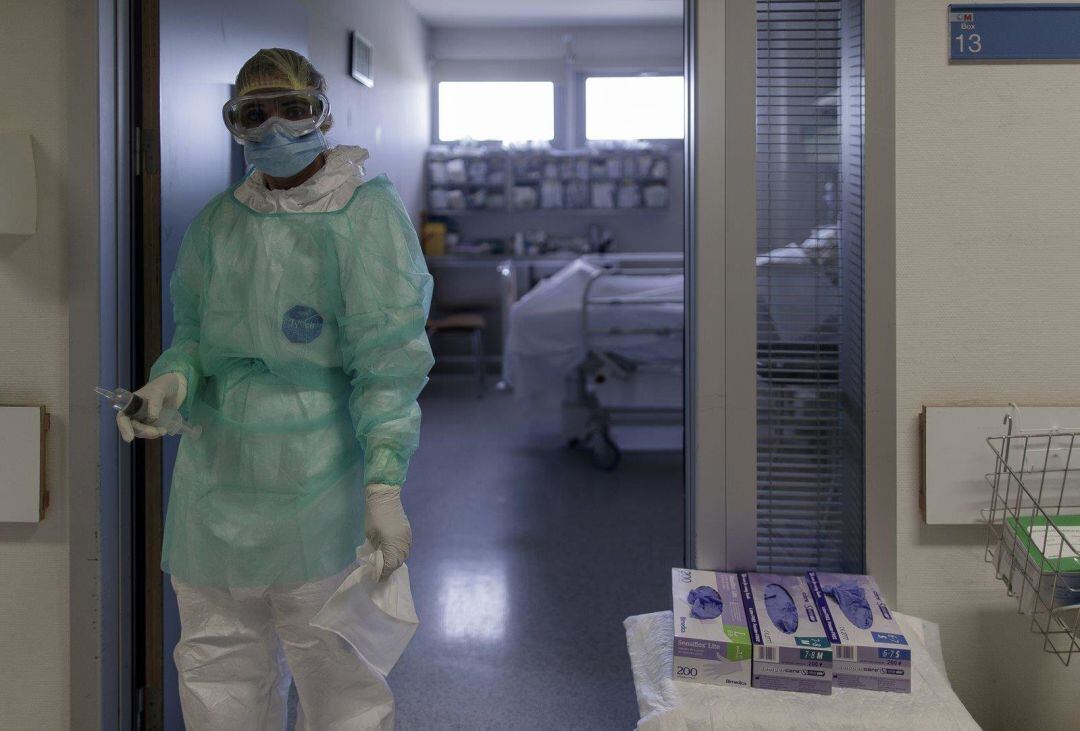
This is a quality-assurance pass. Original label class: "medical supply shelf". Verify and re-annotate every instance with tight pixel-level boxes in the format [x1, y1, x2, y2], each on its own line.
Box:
[425, 147, 510, 213]
[425, 145, 671, 215]
[984, 412, 1080, 664]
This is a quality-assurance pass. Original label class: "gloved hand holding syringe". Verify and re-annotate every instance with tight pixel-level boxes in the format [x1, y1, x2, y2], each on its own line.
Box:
[96, 372, 202, 441]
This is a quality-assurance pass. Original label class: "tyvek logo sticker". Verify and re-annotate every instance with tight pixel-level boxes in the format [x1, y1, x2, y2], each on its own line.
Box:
[282, 305, 324, 344]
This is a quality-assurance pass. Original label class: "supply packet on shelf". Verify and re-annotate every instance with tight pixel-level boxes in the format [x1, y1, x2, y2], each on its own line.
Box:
[670, 568, 752, 688]
[741, 572, 833, 695]
[806, 571, 911, 693]
[997, 515, 1080, 615]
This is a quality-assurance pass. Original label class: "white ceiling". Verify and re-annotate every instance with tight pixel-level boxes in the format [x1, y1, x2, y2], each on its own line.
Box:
[409, 0, 683, 28]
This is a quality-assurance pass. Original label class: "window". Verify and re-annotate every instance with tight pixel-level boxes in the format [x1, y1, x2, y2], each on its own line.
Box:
[584, 76, 684, 141]
[437, 81, 555, 142]
[755, 0, 865, 572]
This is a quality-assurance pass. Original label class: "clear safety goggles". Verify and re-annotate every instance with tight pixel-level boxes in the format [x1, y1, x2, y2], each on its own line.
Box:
[222, 89, 331, 142]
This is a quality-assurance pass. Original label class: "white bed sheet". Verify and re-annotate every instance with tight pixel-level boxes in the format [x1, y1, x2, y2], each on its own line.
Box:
[504, 258, 683, 399]
[624, 610, 981, 731]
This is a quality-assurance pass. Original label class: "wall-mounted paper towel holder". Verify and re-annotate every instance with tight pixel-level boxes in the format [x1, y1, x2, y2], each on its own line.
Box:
[921, 404, 1080, 525]
[0, 405, 50, 522]
[0, 132, 37, 235]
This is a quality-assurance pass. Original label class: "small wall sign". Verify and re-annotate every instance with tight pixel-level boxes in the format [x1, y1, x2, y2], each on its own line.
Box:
[950, 4, 1080, 61]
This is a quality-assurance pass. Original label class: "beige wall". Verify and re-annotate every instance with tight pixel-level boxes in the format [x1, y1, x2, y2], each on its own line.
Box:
[0, 0, 72, 728]
[895, 1, 1080, 727]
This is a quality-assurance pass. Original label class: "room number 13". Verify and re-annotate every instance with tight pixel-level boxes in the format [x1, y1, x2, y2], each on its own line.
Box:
[954, 32, 982, 54]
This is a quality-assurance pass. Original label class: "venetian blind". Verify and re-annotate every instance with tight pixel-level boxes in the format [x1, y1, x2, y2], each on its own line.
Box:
[755, 0, 865, 573]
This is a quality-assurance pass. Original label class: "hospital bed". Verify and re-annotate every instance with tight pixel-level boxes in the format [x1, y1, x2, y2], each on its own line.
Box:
[502, 228, 840, 470]
[503, 253, 684, 469]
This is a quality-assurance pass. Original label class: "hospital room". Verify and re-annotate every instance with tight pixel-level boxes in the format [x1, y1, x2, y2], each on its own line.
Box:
[5, 0, 1080, 729]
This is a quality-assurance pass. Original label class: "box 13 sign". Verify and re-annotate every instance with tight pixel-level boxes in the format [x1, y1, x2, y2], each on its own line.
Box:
[950, 4, 1080, 61]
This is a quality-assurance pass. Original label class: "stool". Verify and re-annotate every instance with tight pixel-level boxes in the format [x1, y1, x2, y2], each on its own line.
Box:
[427, 313, 486, 396]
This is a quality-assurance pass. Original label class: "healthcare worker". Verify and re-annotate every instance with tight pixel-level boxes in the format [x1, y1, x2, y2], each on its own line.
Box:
[114, 48, 433, 729]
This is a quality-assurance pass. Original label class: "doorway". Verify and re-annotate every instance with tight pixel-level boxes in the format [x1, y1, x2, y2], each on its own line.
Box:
[111, 1, 885, 725]
[126, 0, 872, 727]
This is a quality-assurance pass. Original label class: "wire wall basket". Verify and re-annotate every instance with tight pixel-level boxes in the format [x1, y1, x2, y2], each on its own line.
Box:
[984, 412, 1080, 665]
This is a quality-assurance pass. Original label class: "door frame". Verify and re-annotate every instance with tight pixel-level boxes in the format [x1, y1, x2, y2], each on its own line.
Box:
[72, 0, 136, 728]
[684, 0, 759, 571]
[132, 0, 167, 726]
[862, 0, 898, 603]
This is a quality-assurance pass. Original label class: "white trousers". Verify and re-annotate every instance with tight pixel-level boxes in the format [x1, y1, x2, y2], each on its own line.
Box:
[172, 567, 394, 730]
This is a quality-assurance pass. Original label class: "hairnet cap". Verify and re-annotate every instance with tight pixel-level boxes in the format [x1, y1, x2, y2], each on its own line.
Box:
[236, 48, 327, 96]
[235, 48, 333, 131]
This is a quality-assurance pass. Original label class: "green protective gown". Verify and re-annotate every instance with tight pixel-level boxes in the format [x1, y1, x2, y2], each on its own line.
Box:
[150, 174, 433, 588]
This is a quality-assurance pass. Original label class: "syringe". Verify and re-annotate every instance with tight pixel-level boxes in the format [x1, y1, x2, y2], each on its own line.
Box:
[95, 386, 202, 439]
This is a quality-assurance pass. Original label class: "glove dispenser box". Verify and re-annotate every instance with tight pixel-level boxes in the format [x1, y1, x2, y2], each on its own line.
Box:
[741, 572, 833, 695]
[807, 572, 911, 693]
[671, 568, 753, 688]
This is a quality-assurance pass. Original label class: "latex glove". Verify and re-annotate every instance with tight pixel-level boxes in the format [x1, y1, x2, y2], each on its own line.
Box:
[764, 583, 799, 635]
[687, 585, 724, 620]
[116, 372, 188, 443]
[365, 483, 412, 581]
[824, 582, 873, 630]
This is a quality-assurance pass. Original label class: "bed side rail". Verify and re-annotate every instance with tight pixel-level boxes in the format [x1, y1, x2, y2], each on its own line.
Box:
[581, 264, 685, 377]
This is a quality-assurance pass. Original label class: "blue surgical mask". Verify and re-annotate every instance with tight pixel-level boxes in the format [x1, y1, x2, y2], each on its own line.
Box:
[243, 125, 327, 179]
